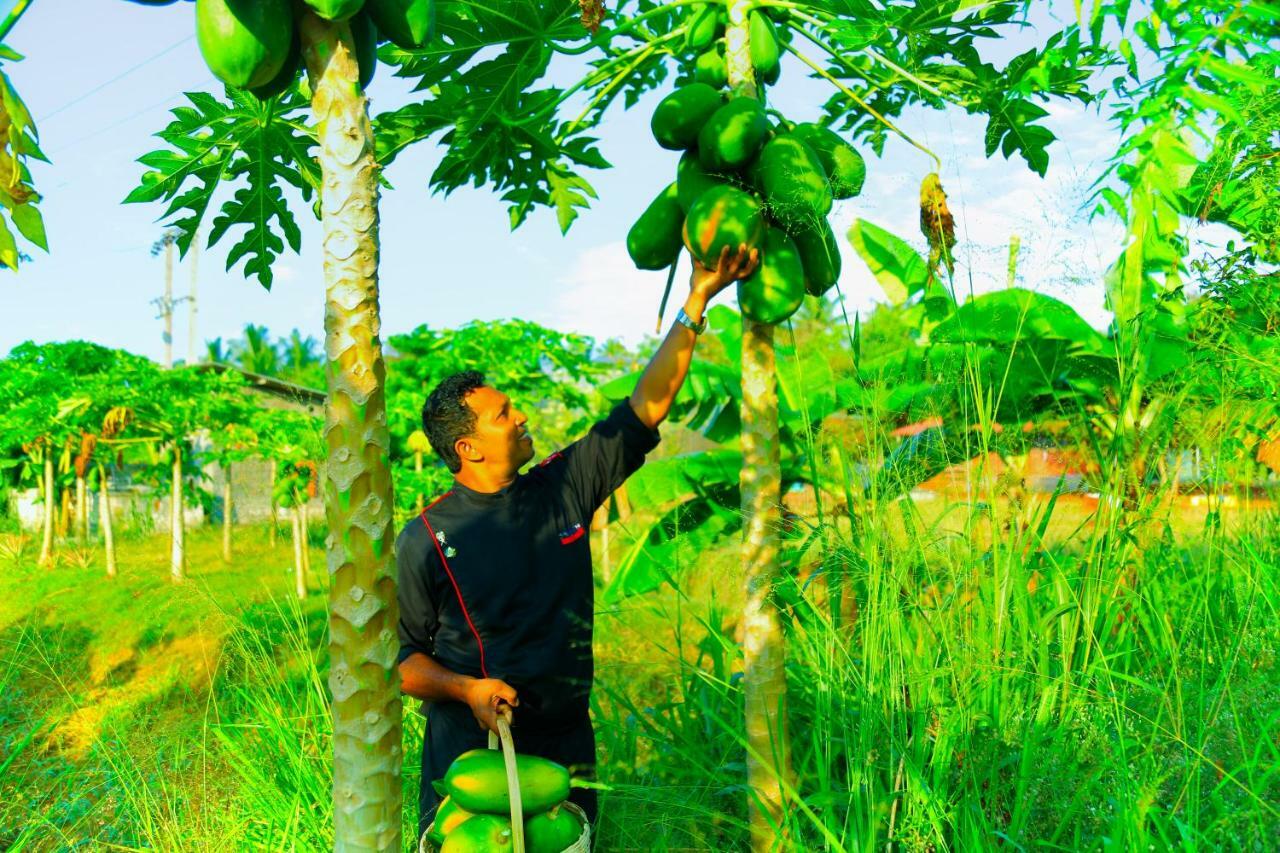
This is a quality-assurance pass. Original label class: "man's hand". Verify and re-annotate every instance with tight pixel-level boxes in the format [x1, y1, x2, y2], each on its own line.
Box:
[463, 678, 519, 734]
[690, 242, 761, 304]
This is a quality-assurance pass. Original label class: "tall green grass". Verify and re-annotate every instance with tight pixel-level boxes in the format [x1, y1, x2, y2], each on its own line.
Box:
[3, 499, 1276, 850]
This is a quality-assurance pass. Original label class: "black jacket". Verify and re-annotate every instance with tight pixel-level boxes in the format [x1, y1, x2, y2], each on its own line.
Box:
[396, 401, 660, 731]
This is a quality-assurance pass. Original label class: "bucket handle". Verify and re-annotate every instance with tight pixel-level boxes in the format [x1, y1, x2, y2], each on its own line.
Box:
[487, 703, 525, 853]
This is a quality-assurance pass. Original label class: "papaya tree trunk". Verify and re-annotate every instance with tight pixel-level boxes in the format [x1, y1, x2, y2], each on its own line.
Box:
[222, 463, 233, 563]
[269, 459, 279, 548]
[170, 443, 185, 582]
[300, 497, 313, 580]
[292, 502, 307, 600]
[38, 453, 54, 567]
[99, 463, 117, 579]
[58, 486, 70, 539]
[727, 2, 791, 847]
[300, 11, 401, 851]
[76, 475, 88, 541]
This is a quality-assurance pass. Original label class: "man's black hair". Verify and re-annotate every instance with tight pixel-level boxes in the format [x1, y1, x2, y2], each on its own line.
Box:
[422, 370, 487, 473]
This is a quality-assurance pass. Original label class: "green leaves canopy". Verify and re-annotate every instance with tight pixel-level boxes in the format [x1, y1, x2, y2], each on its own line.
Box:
[124, 88, 318, 288]
[0, 45, 47, 270]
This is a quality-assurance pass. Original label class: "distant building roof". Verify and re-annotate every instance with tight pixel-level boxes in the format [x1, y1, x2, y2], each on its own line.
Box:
[193, 362, 325, 410]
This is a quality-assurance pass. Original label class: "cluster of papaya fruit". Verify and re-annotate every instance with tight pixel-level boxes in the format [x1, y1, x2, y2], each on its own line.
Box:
[192, 0, 434, 99]
[425, 749, 584, 853]
[627, 3, 866, 325]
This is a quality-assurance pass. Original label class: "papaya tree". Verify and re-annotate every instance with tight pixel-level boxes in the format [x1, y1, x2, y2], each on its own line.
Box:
[390, 0, 1109, 844]
[121, 0, 433, 842]
[123, 0, 1118, 847]
[208, 412, 262, 563]
[259, 406, 325, 599]
[0, 359, 56, 564]
[0, 343, 137, 566]
[121, 364, 247, 582]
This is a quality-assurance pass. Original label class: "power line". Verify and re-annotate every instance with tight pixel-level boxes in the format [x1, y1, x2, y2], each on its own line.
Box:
[36, 34, 196, 124]
[46, 76, 215, 157]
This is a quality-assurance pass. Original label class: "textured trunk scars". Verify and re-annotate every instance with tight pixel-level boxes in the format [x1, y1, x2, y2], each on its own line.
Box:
[726, 1, 792, 848]
[293, 501, 307, 600]
[222, 465, 233, 563]
[39, 454, 54, 567]
[171, 443, 186, 582]
[300, 10, 402, 851]
[99, 464, 117, 579]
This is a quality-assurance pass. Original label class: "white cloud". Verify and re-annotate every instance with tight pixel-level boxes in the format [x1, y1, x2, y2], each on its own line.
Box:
[543, 242, 692, 347]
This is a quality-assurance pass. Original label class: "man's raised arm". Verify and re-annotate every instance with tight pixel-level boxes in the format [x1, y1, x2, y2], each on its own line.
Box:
[629, 242, 760, 430]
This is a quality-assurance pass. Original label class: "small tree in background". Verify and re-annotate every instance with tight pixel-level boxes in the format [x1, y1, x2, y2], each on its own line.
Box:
[264, 408, 325, 600]
[385, 319, 609, 521]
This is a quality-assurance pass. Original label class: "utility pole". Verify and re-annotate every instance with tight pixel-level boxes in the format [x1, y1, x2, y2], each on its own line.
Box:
[188, 232, 200, 365]
[150, 229, 184, 368]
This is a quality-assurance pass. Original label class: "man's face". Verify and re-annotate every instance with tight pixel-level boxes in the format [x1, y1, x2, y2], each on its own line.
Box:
[455, 386, 535, 474]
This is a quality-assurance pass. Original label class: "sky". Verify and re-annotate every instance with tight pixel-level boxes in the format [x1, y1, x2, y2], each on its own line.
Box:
[0, 0, 1228, 365]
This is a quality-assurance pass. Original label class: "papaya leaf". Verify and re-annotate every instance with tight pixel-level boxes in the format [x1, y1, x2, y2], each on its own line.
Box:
[0, 59, 44, 269]
[0, 214, 16, 269]
[544, 162, 598, 234]
[376, 0, 667, 231]
[9, 199, 44, 251]
[124, 87, 317, 289]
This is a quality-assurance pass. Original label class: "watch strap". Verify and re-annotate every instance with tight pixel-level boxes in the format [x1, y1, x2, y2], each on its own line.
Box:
[675, 307, 707, 335]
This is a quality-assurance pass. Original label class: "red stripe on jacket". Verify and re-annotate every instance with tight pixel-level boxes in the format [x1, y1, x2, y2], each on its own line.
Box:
[419, 492, 489, 679]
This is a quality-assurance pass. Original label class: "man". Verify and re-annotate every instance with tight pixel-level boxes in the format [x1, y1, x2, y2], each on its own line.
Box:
[396, 242, 760, 841]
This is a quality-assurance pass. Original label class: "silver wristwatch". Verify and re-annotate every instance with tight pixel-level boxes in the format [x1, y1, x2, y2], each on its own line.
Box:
[675, 307, 707, 335]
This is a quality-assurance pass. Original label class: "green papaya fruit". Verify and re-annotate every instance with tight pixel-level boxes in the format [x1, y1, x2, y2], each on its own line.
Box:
[693, 42, 728, 89]
[249, 33, 301, 101]
[302, 0, 364, 21]
[443, 749, 571, 816]
[350, 11, 377, 88]
[431, 795, 475, 839]
[627, 182, 684, 271]
[651, 83, 724, 151]
[366, 0, 433, 50]
[738, 225, 805, 324]
[524, 803, 585, 853]
[685, 3, 721, 51]
[697, 98, 769, 171]
[676, 149, 730, 213]
[748, 11, 780, 86]
[196, 0, 294, 89]
[792, 217, 842, 296]
[789, 123, 866, 199]
[684, 184, 765, 268]
[440, 814, 513, 853]
[755, 135, 832, 230]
